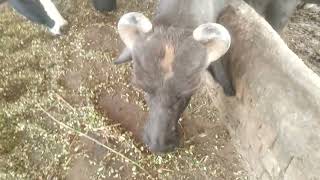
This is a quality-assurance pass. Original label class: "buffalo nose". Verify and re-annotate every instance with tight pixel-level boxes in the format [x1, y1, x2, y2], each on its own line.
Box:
[148, 142, 176, 153]
[143, 134, 179, 153]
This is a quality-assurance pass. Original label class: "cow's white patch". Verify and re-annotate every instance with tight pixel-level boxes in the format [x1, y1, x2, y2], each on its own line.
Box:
[39, 0, 67, 35]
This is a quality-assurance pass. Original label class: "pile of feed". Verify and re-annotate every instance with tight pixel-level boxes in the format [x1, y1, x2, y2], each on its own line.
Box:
[0, 0, 247, 179]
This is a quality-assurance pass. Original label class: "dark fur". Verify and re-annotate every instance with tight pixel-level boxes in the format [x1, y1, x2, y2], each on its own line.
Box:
[243, 0, 318, 32]
[117, 0, 320, 152]
[131, 26, 208, 152]
[117, 0, 230, 152]
[92, 0, 116, 12]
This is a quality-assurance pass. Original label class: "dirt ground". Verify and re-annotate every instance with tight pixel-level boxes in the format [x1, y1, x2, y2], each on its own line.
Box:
[283, 4, 320, 75]
[0, 1, 319, 180]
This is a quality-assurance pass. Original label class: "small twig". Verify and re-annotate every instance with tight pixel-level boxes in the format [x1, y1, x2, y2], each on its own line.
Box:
[54, 92, 76, 112]
[93, 123, 121, 131]
[159, 168, 174, 173]
[65, 156, 73, 167]
[38, 106, 154, 179]
[65, 133, 78, 167]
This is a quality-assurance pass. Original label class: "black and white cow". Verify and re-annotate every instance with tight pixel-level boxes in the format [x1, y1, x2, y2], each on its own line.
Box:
[1, 0, 116, 35]
[7, 0, 68, 35]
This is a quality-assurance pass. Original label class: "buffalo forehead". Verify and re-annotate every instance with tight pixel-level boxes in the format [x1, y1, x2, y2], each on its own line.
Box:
[160, 44, 175, 80]
[132, 29, 203, 91]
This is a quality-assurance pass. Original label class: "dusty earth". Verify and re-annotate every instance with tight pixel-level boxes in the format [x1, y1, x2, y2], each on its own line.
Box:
[283, 5, 320, 75]
[0, 0, 319, 180]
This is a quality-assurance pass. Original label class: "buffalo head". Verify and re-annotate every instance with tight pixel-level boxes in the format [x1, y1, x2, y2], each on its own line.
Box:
[115, 12, 231, 153]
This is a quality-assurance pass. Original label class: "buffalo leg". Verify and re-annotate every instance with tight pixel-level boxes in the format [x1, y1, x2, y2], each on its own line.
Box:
[264, 0, 299, 32]
[208, 58, 235, 96]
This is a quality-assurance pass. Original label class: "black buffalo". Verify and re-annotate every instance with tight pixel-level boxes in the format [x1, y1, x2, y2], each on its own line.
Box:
[114, 0, 320, 153]
[115, 0, 231, 152]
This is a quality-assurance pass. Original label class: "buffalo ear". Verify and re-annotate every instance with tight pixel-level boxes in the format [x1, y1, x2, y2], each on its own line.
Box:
[118, 12, 153, 50]
[113, 47, 132, 65]
[193, 23, 231, 67]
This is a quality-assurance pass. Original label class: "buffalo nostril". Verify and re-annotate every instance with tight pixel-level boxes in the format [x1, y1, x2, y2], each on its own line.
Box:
[143, 132, 150, 144]
[147, 141, 177, 153]
[146, 141, 178, 153]
[143, 133, 180, 153]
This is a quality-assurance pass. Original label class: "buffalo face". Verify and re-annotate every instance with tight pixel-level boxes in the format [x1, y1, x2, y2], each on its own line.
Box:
[115, 12, 231, 153]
